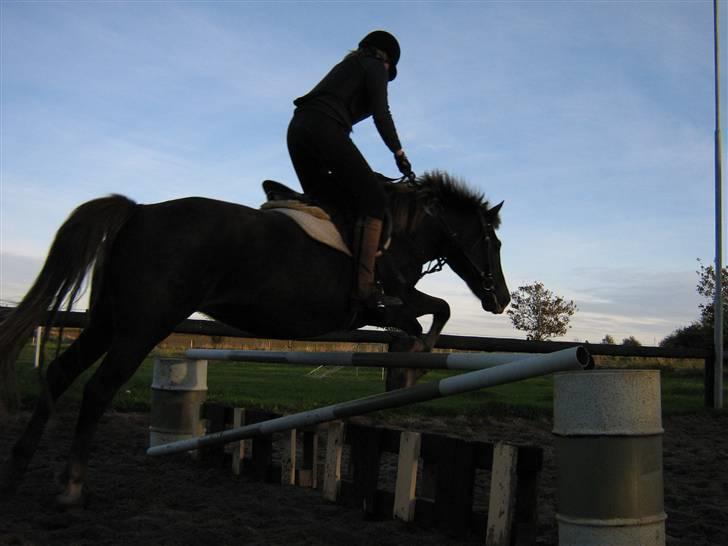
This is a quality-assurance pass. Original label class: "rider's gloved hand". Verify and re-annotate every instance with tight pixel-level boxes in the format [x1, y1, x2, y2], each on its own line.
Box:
[394, 150, 414, 181]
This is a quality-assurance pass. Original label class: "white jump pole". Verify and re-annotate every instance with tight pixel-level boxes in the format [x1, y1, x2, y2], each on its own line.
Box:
[185, 347, 558, 371]
[148, 346, 589, 457]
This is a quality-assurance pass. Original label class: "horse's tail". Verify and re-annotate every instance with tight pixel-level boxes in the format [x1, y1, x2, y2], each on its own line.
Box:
[0, 194, 137, 414]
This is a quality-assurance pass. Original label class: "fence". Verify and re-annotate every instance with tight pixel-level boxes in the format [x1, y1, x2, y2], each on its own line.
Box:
[0, 306, 717, 406]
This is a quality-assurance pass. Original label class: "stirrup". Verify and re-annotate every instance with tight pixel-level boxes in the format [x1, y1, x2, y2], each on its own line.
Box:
[360, 283, 403, 310]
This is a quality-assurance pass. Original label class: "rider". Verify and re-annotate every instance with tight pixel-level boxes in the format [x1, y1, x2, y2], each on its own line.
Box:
[287, 30, 413, 310]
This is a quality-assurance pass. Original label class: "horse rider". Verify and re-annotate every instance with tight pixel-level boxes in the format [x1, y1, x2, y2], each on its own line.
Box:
[287, 30, 413, 310]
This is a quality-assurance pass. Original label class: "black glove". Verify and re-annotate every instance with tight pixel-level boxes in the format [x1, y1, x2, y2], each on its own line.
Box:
[395, 151, 414, 181]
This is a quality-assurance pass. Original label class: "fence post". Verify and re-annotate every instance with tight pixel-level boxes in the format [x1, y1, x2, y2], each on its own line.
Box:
[486, 442, 518, 546]
[323, 421, 344, 501]
[393, 431, 421, 522]
[231, 408, 245, 475]
[34, 326, 43, 368]
[705, 353, 716, 408]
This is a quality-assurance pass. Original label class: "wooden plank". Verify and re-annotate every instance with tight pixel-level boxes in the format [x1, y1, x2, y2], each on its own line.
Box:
[393, 431, 421, 522]
[436, 438, 475, 537]
[200, 402, 227, 466]
[419, 461, 437, 501]
[486, 442, 518, 546]
[231, 408, 245, 475]
[322, 421, 344, 501]
[245, 409, 276, 482]
[298, 429, 318, 488]
[513, 448, 541, 546]
[280, 429, 297, 485]
[349, 425, 383, 517]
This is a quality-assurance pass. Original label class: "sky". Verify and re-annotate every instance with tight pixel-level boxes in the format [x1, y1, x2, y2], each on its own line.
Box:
[1, 0, 726, 346]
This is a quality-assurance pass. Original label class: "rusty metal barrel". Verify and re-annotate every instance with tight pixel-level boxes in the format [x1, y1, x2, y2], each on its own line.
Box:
[149, 358, 208, 448]
[553, 370, 665, 546]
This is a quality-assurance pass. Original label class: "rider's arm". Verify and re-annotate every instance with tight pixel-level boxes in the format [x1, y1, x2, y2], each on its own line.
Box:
[364, 59, 402, 154]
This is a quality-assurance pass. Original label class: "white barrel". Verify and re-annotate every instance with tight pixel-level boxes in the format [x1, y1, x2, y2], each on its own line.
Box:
[553, 370, 665, 546]
[149, 358, 208, 447]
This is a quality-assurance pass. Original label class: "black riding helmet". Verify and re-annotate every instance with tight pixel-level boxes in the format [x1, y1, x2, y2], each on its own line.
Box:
[359, 30, 400, 81]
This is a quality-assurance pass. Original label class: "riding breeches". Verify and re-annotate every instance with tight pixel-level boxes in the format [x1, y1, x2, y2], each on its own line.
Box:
[287, 109, 388, 220]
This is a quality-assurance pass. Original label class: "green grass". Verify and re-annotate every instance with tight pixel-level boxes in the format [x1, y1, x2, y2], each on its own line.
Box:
[12, 344, 725, 417]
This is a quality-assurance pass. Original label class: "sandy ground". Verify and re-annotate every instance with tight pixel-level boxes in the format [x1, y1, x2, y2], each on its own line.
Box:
[1, 410, 726, 545]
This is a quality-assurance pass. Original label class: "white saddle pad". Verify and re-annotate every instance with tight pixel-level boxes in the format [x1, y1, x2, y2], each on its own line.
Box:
[262, 202, 352, 256]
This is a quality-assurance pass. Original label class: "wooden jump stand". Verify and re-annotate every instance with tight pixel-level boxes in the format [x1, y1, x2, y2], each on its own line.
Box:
[200, 402, 542, 546]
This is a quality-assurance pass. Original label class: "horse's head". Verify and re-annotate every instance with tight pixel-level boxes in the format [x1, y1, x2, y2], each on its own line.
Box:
[393, 171, 510, 314]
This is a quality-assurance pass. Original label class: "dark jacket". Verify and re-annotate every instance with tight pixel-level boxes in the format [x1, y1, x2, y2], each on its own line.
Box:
[293, 52, 402, 153]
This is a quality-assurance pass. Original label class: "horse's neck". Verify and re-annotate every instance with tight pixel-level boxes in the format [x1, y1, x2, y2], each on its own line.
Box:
[391, 214, 445, 270]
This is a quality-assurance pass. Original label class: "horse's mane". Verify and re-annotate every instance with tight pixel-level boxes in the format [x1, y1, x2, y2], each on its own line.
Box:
[386, 170, 500, 233]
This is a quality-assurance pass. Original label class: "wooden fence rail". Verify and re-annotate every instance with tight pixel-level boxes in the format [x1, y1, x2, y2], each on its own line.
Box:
[0, 306, 718, 406]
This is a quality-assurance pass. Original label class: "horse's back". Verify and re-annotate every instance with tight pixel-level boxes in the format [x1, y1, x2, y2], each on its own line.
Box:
[101, 196, 352, 330]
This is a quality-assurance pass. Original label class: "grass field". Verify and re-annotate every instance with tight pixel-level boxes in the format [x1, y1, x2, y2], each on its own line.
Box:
[12, 343, 725, 418]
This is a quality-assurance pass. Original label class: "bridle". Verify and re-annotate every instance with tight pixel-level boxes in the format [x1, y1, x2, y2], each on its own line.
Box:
[419, 201, 498, 297]
[389, 173, 498, 297]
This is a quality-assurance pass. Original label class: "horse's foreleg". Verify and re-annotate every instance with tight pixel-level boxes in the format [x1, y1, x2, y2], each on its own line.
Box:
[399, 290, 451, 352]
[0, 326, 110, 496]
[379, 290, 451, 390]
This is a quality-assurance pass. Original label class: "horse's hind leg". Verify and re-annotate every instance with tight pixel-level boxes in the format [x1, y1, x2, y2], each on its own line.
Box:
[0, 323, 112, 495]
[56, 335, 159, 507]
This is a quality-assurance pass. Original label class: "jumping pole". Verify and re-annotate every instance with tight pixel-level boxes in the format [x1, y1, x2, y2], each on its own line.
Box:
[185, 347, 563, 371]
[147, 346, 589, 457]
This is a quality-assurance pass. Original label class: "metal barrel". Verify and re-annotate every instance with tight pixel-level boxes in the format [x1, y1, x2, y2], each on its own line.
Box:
[149, 358, 208, 447]
[553, 370, 665, 546]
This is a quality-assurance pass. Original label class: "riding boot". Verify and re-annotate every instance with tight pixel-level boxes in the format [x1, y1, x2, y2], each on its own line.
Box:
[353, 217, 402, 310]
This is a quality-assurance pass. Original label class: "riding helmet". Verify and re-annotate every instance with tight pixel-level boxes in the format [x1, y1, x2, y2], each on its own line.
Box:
[359, 30, 400, 81]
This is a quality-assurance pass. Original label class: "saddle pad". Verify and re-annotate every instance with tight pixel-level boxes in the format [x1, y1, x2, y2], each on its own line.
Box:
[261, 200, 331, 220]
[265, 206, 352, 257]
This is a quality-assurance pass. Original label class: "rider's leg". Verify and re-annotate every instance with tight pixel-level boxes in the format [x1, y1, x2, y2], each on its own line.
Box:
[352, 216, 401, 309]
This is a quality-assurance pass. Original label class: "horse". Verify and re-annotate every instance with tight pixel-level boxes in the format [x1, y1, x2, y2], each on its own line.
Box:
[0, 170, 509, 507]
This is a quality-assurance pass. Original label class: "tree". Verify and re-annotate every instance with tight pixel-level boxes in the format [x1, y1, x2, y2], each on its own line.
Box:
[696, 259, 728, 327]
[507, 281, 577, 341]
[602, 334, 615, 344]
[660, 259, 728, 349]
[621, 336, 642, 347]
[660, 322, 710, 349]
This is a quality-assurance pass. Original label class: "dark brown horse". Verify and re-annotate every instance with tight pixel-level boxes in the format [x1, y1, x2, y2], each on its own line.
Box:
[0, 170, 509, 506]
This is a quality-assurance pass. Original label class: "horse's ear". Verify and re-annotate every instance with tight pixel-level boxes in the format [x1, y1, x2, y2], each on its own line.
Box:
[488, 201, 504, 216]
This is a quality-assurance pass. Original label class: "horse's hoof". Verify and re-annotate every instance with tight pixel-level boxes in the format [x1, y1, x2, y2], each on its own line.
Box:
[55, 490, 88, 510]
[55, 482, 88, 510]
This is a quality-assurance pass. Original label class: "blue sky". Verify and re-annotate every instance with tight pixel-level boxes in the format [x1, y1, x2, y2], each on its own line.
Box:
[1, 0, 726, 345]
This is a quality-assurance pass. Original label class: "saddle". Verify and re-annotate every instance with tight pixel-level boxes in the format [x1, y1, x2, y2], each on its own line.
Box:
[260, 179, 394, 256]
[261, 180, 353, 256]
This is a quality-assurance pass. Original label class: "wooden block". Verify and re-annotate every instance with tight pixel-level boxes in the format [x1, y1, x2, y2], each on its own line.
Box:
[393, 431, 421, 522]
[513, 446, 542, 546]
[322, 421, 344, 501]
[434, 438, 474, 537]
[280, 429, 297, 485]
[298, 429, 319, 488]
[420, 461, 437, 501]
[349, 425, 383, 517]
[486, 442, 518, 546]
[231, 408, 245, 476]
[200, 402, 227, 466]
